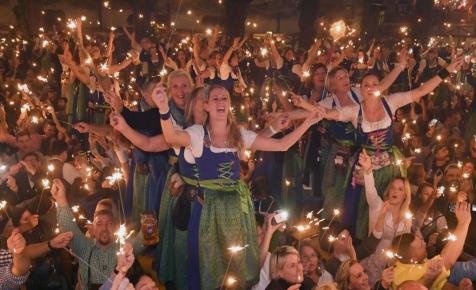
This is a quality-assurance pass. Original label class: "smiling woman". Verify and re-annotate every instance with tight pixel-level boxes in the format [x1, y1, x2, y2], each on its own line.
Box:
[152, 83, 323, 289]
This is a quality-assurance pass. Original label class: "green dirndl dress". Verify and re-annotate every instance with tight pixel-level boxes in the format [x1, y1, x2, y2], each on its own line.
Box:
[191, 127, 259, 290]
[346, 97, 406, 239]
[157, 156, 189, 290]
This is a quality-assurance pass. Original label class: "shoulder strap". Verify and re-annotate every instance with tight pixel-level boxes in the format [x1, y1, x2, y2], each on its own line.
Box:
[349, 88, 360, 104]
[380, 97, 393, 118]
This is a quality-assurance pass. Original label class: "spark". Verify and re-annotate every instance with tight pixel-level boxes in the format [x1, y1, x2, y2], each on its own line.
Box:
[443, 232, 457, 242]
[42, 178, 51, 189]
[227, 244, 249, 253]
[404, 211, 413, 220]
[296, 224, 311, 232]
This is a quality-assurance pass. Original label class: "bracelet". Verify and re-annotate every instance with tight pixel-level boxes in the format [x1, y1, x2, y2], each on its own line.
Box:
[160, 110, 171, 120]
[269, 125, 278, 135]
[437, 68, 450, 79]
[47, 240, 53, 250]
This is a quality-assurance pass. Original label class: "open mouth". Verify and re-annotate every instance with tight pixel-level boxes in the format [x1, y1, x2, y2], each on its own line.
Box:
[217, 106, 226, 113]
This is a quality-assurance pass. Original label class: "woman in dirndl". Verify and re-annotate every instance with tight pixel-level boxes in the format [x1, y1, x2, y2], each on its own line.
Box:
[154, 84, 324, 289]
[318, 53, 463, 239]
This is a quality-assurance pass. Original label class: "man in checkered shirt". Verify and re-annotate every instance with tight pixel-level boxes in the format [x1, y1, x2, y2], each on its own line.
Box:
[0, 230, 30, 290]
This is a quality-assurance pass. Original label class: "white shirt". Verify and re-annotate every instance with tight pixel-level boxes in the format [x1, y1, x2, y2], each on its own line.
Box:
[251, 253, 271, 290]
[337, 92, 413, 131]
[185, 125, 257, 158]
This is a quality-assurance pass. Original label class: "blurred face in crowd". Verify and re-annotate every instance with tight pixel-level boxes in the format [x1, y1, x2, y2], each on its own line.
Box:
[407, 235, 427, 263]
[18, 134, 34, 153]
[177, 50, 187, 63]
[230, 53, 239, 67]
[168, 75, 192, 110]
[312, 67, 327, 89]
[348, 263, 371, 290]
[278, 253, 304, 284]
[444, 167, 461, 185]
[331, 69, 350, 94]
[214, 52, 224, 68]
[372, 47, 381, 59]
[20, 210, 33, 226]
[386, 178, 407, 206]
[93, 213, 115, 246]
[43, 123, 56, 138]
[284, 49, 294, 61]
[23, 154, 40, 172]
[463, 161, 474, 177]
[205, 87, 230, 122]
[300, 245, 319, 275]
[419, 185, 434, 204]
[435, 146, 450, 164]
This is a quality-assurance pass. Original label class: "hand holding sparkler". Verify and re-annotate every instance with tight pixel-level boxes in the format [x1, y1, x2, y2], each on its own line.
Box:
[7, 229, 26, 254]
[115, 242, 134, 274]
[380, 266, 395, 289]
[50, 178, 68, 207]
[49, 231, 73, 249]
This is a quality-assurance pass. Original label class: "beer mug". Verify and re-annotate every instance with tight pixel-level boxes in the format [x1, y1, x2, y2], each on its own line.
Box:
[141, 213, 159, 246]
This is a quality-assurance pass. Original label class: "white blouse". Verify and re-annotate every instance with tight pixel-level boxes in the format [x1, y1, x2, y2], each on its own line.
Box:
[337, 92, 413, 132]
[185, 125, 257, 158]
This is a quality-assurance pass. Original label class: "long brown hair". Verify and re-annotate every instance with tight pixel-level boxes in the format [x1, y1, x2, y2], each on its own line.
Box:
[204, 85, 243, 153]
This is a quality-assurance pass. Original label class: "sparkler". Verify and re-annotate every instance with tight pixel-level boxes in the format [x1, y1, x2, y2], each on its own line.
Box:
[0, 164, 7, 171]
[329, 20, 346, 41]
[114, 224, 134, 255]
[220, 244, 249, 290]
[442, 232, 458, 242]
[31, 116, 39, 124]
[47, 164, 55, 173]
[0, 200, 11, 220]
[66, 19, 77, 30]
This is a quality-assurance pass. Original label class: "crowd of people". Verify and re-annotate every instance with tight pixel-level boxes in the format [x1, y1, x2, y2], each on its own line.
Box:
[0, 12, 476, 290]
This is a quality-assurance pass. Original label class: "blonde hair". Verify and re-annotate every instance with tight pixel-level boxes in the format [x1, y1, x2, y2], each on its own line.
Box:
[313, 283, 338, 290]
[269, 246, 300, 280]
[335, 260, 358, 290]
[383, 177, 412, 220]
[204, 85, 243, 153]
[166, 69, 194, 95]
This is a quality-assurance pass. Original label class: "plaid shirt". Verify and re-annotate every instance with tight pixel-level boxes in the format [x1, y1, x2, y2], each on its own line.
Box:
[0, 249, 13, 267]
[0, 250, 29, 290]
[57, 206, 117, 290]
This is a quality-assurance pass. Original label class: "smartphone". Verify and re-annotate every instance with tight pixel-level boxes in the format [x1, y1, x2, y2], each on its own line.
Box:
[429, 118, 439, 127]
[274, 210, 289, 224]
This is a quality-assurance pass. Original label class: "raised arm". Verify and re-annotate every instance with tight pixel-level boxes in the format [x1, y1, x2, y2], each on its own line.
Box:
[152, 85, 191, 147]
[378, 49, 408, 92]
[110, 113, 170, 152]
[251, 110, 323, 152]
[220, 38, 240, 80]
[409, 56, 463, 102]
[440, 202, 471, 270]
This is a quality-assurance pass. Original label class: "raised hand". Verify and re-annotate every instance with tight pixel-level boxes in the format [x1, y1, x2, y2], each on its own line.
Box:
[290, 93, 305, 108]
[110, 113, 128, 131]
[454, 202, 471, 226]
[447, 56, 464, 73]
[50, 231, 73, 249]
[381, 266, 394, 289]
[398, 48, 408, 69]
[116, 242, 135, 274]
[7, 229, 26, 254]
[151, 84, 169, 114]
[359, 149, 372, 174]
[50, 179, 67, 206]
